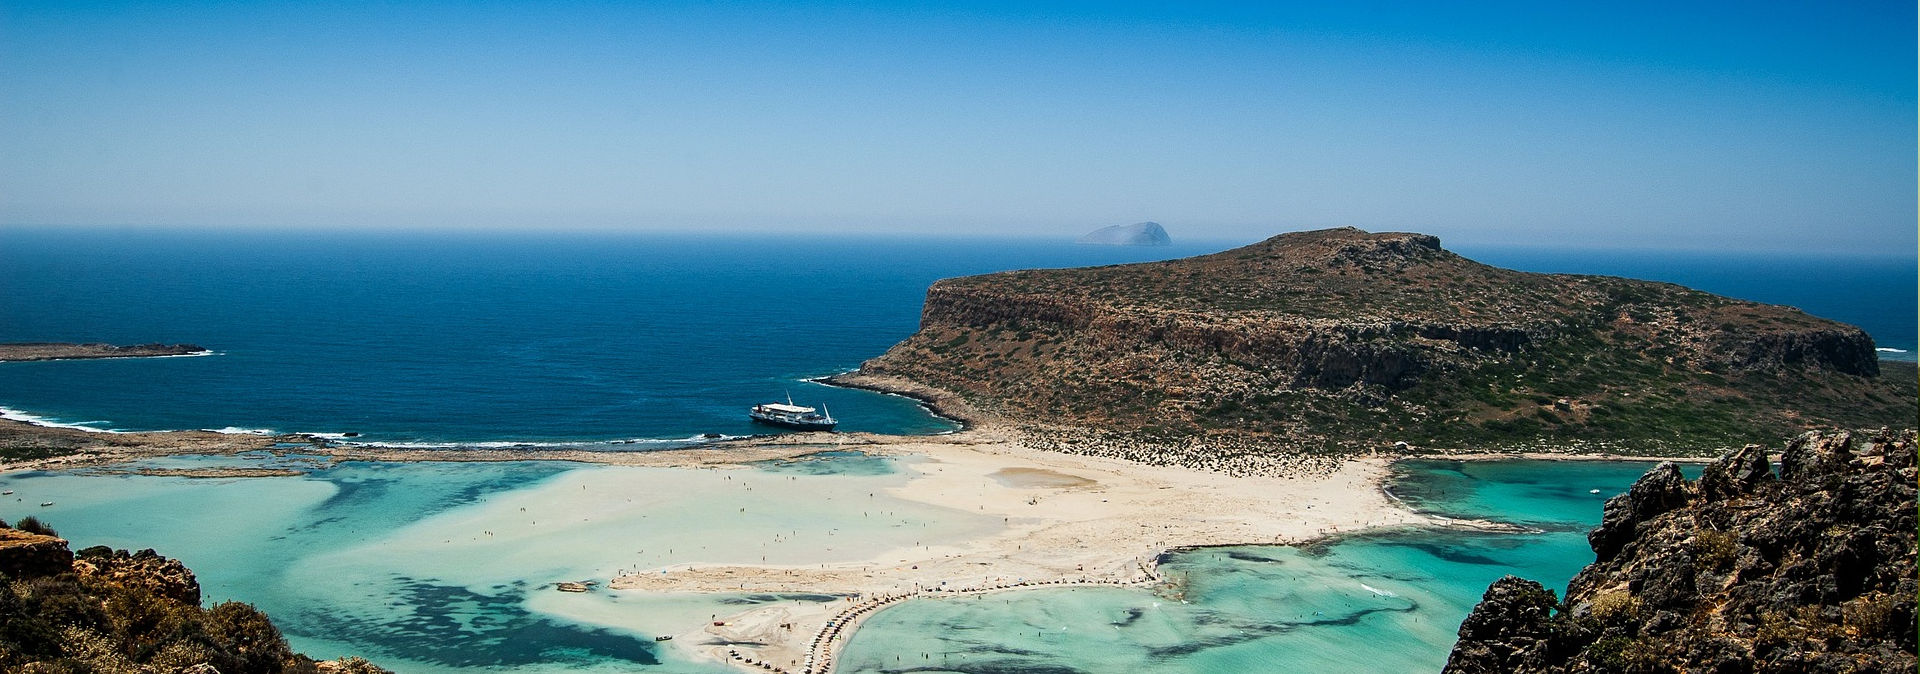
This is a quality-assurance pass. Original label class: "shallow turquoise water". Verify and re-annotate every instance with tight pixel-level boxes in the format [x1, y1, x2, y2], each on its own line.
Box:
[834, 460, 1693, 673]
[8, 454, 1691, 673]
[4, 451, 993, 673]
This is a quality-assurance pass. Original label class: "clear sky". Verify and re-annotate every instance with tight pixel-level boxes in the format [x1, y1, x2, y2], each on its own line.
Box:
[1, 1, 1912, 253]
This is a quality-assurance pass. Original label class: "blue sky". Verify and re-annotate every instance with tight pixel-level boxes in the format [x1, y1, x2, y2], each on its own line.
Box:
[1, 1, 1912, 253]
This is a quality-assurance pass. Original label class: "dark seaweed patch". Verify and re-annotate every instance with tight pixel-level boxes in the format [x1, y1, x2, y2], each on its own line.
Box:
[1224, 551, 1283, 563]
[290, 576, 658, 667]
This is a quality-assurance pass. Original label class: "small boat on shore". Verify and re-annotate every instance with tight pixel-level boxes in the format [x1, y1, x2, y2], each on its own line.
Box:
[749, 394, 837, 432]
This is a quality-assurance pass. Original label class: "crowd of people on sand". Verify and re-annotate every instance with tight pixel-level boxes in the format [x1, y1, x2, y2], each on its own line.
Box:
[1018, 427, 1346, 478]
[787, 563, 1163, 674]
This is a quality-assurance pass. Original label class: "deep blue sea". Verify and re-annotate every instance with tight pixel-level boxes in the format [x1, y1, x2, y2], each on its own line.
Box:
[0, 228, 1912, 445]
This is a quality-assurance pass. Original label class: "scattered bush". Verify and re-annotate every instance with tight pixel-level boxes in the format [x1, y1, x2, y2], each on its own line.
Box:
[1693, 529, 1737, 571]
[1841, 593, 1897, 638]
[13, 516, 57, 538]
[1590, 590, 1644, 625]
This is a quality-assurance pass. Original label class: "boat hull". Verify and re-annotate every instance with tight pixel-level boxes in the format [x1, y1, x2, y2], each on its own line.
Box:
[748, 412, 838, 432]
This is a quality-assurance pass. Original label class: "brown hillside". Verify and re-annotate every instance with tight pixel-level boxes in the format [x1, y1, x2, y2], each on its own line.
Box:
[841, 228, 1911, 455]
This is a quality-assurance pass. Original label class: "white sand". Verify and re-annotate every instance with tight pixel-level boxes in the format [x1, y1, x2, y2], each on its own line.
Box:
[610, 430, 1441, 673]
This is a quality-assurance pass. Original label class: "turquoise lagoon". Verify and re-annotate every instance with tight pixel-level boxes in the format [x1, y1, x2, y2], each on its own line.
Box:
[4, 453, 1690, 673]
[833, 460, 1700, 673]
[3, 451, 999, 673]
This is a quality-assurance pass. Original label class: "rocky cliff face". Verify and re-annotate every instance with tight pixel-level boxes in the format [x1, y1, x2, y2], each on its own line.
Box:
[0, 522, 388, 673]
[851, 228, 1912, 453]
[0, 529, 72, 579]
[1444, 430, 1916, 673]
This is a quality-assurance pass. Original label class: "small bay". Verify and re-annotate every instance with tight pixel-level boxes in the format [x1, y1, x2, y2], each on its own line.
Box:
[834, 460, 1700, 673]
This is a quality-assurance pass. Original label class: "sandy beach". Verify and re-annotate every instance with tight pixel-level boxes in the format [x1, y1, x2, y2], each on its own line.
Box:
[608, 428, 1459, 674]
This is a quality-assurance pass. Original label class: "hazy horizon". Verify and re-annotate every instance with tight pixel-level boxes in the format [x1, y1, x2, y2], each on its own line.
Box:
[3, 1, 1913, 255]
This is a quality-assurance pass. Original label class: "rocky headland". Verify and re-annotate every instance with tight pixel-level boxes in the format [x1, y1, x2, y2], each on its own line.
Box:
[0, 520, 388, 673]
[0, 342, 210, 362]
[1443, 430, 1916, 673]
[838, 228, 1915, 457]
[0, 418, 289, 464]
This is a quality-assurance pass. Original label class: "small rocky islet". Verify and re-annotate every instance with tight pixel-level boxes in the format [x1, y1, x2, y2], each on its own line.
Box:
[0, 342, 209, 362]
[1075, 221, 1172, 246]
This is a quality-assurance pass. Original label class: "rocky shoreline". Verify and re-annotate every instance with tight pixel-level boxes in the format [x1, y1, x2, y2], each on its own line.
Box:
[1444, 430, 1917, 673]
[815, 371, 984, 431]
[0, 341, 210, 362]
[0, 523, 389, 672]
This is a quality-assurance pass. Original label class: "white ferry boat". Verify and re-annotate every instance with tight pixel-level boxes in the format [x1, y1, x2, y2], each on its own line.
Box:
[748, 394, 838, 431]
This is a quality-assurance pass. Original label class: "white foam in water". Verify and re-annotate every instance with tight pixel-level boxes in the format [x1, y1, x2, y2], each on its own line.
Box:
[206, 427, 276, 435]
[0, 408, 747, 450]
[1360, 583, 1397, 597]
[0, 406, 123, 433]
[150, 349, 218, 359]
[1877, 347, 1907, 353]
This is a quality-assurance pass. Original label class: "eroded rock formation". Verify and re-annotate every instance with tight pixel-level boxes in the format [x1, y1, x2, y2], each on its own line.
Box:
[1443, 430, 1917, 673]
[0, 522, 388, 673]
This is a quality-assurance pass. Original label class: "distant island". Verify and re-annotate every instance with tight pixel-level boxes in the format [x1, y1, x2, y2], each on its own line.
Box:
[1076, 221, 1171, 246]
[834, 227, 1915, 456]
[0, 342, 210, 362]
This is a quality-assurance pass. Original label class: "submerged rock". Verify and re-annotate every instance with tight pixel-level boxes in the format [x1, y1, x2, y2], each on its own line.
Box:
[1076, 221, 1171, 246]
[1444, 430, 1918, 674]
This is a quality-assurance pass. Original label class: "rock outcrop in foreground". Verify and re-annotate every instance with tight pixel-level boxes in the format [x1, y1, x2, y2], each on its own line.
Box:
[0, 522, 387, 673]
[845, 228, 1914, 454]
[1445, 430, 1916, 673]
